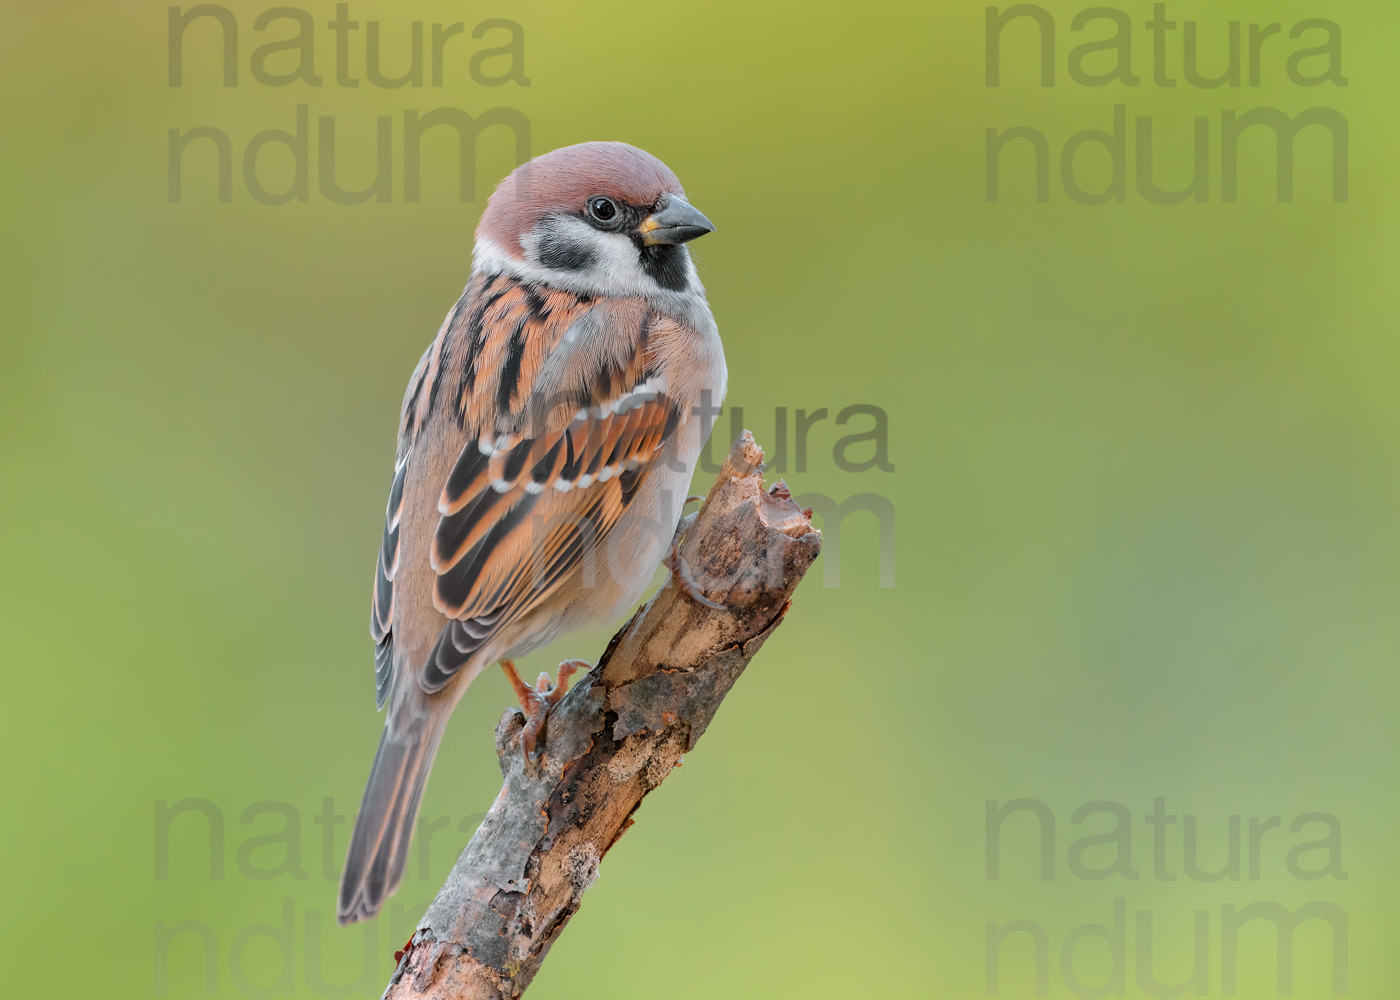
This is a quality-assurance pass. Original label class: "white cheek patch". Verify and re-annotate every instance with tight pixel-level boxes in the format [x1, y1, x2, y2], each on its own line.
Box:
[478, 220, 703, 301]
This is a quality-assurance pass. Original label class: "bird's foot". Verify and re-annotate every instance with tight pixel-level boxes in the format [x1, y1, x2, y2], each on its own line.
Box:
[663, 511, 727, 611]
[501, 659, 587, 764]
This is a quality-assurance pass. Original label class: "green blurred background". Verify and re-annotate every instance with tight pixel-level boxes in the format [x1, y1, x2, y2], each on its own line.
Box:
[2, 0, 1394, 996]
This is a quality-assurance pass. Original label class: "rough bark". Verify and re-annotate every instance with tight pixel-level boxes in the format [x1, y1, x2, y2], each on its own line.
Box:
[382, 432, 821, 999]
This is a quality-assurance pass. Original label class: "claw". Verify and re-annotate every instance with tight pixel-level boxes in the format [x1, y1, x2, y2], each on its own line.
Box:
[501, 659, 587, 764]
[663, 511, 727, 611]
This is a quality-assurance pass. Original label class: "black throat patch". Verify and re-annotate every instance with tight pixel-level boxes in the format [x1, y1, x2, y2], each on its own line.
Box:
[637, 242, 690, 292]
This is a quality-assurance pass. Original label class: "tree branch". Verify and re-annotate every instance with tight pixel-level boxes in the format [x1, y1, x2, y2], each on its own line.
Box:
[382, 432, 821, 999]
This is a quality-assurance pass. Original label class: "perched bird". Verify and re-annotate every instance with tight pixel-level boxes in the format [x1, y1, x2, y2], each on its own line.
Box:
[338, 142, 726, 925]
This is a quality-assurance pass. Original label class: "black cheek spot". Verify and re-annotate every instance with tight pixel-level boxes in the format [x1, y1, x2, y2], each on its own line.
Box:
[538, 240, 597, 271]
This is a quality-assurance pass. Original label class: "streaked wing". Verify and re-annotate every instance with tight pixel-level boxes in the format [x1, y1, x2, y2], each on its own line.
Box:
[421, 390, 680, 691]
[368, 268, 678, 703]
[368, 331, 435, 709]
[368, 450, 409, 709]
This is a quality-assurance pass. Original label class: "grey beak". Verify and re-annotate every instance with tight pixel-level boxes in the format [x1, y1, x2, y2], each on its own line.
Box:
[639, 195, 715, 245]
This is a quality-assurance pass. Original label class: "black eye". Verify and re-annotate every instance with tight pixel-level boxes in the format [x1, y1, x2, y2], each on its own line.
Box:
[587, 196, 617, 223]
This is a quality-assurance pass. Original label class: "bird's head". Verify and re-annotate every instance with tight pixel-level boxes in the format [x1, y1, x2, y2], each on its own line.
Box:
[475, 141, 715, 297]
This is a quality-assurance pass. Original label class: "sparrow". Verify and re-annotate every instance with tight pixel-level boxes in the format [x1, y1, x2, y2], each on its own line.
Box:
[337, 142, 727, 925]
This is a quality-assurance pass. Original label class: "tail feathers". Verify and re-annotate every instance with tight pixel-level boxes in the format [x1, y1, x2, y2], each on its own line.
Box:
[338, 718, 446, 924]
